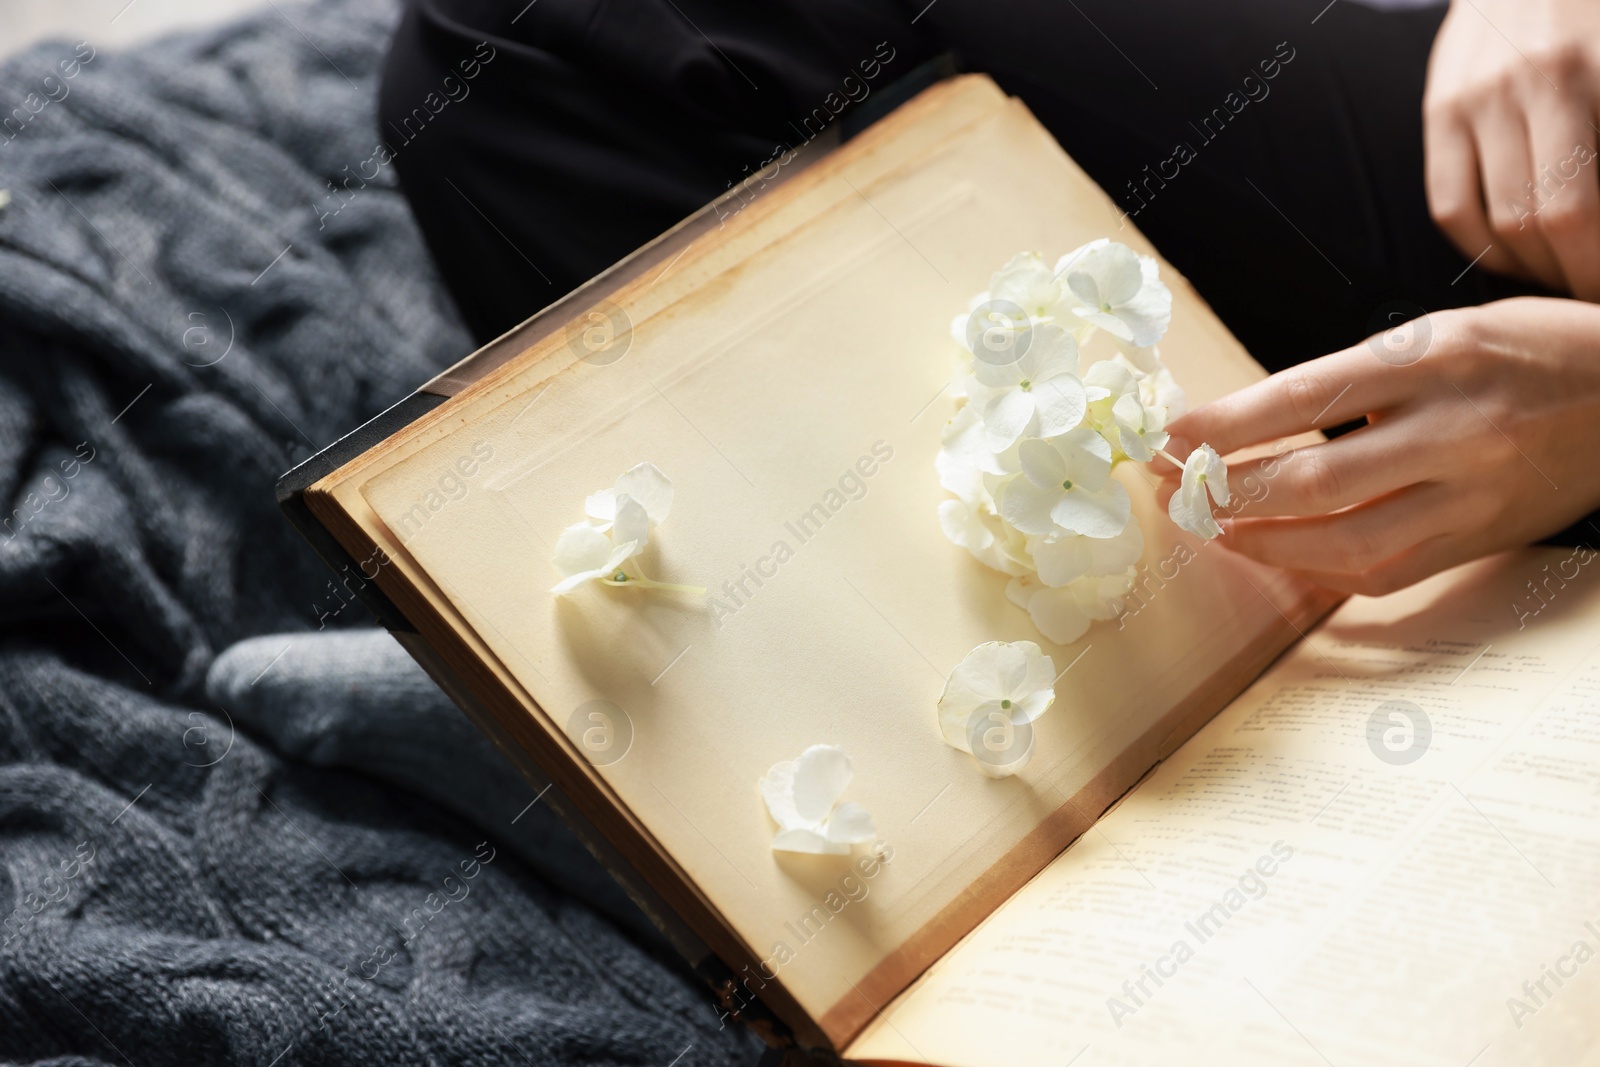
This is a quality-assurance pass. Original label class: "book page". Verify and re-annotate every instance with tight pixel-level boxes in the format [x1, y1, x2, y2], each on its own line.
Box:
[848, 545, 1600, 1067]
[353, 95, 1328, 1041]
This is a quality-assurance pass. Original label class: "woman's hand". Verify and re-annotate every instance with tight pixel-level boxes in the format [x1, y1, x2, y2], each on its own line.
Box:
[1159, 298, 1600, 595]
[1424, 0, 1600, 299]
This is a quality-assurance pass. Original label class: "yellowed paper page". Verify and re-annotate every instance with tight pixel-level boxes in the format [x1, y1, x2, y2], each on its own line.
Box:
[355, 98, 1323, 1036]
[849, 546, 1600, 1067]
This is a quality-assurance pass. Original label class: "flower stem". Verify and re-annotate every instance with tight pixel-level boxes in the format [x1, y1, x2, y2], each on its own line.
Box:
[600, 568, 705, 595]
[1153, 447, 1186, 471]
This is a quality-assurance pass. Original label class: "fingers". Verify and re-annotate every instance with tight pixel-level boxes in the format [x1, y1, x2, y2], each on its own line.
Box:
[1212, 423, 1440, 519]
[1426, 99, 1523, 278]
[1218, 480, 1475, 578]
[1164, 343, 1416, 458]
[1288, 533, 1482, 598]
[1475, 95, 1566, 287]
[1524, 99, 1600, 300]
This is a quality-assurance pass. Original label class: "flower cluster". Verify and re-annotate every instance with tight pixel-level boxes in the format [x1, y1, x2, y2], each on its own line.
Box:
[937, 241, 1227, 643]
[552, 462, 703, 595]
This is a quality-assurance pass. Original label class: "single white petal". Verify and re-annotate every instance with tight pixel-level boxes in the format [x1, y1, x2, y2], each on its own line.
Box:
[937, 449, 989, 506]
[1094, 243, 1146, 305]
[1025, 585, 1094, 645]
[1065, 265, 1101, 311]
[1033, 373, 1088, 437]
[758, 759, 806, 831]
[1030, 535, 1093, 587]
[990, 252, 1060, 318]
[1000, 476, 1061, 536]
[979, 388, 1036, 451]
[614, 462, 673, 524]
[1010, 640, 1057, 697]
[612, 495, 651, 553]
[1050, 481, 1131, 539]
[1011, 688, 1055, 724]
[1023, 324, 1080, 381]
[1054, 238, 1108, 280]
[941, 643, 1011, 708]
[584, 488, 618, 522]
[991, 641, 1032, 697]
[791, 744, 852, 825]
[551, 567, 608, 595]
[552, 534, 642, 593]
[967, 514, 1033, 576]
[771, 828, 848, 855]
[972, 357, 1024, 389]
[1084, 359, 1138, 400]
[1057, 427, 1112, 490]
[1072, 307, 1135, 342]
[1078, 571, 1135, 620]
[939, 498, 996, 553]
[1087, 521, 1144, 575]
[553, 523, 615, 576]
[824, 801, 877, 844]
[1197, 443, 1231, 509]
[1018, 437, 1068, 489]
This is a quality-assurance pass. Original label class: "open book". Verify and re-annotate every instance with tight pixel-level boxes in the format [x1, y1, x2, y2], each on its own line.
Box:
[281, 75, 1600, 1066]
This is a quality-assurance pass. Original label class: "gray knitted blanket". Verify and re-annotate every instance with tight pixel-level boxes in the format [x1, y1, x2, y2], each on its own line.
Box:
[0, 3, 757, 1064]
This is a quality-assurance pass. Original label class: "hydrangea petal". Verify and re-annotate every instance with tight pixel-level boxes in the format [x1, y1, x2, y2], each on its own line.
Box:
[939, 498, 995, 552]
[553, 523, 614, 576]
[1050, 482, 1131, 539]
[1033, 375, 1088, 438]
[1000, 477, 1060, 536]
[771, 828, 847, 855]
[1019, 438, 1068, 490]
[758, 759, 804, 831]
[614, 461, 673, 523]
[1025, 586, 1094, 645]
[612, 494, 651, 553]
[584, 488, 618, 522]
[978, 388, 1035, 451]
[791, 744, 852, 825]
[1031, 535, 1093, 587]
[825, 802, 877, 844]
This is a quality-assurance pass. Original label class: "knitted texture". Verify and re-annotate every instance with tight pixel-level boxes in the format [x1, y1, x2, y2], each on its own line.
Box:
[0, 3, 759, 1064]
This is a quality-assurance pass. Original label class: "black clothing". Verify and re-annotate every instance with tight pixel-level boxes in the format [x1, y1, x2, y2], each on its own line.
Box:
[378, 0, 1535, 366]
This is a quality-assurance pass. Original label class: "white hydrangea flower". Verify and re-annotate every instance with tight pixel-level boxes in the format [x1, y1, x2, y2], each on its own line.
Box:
[1169, 443, 1230, 540]
[553, 505, 646, 598]
[1108, 391, 1170, 463]
[759, 745, 876, 855]
[965, 324, 1087, 452]
[1007, 571, 1135, 645]
[999, 431, 1130, 539]
[1083, 358, 1173, 463]
[1057, 239, 1172, 348]
[989, 252, 1068, 324]
[1139, 363, 1187, 421]
[552, 464, 700, 595]
[936, 641, 1057, 762]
